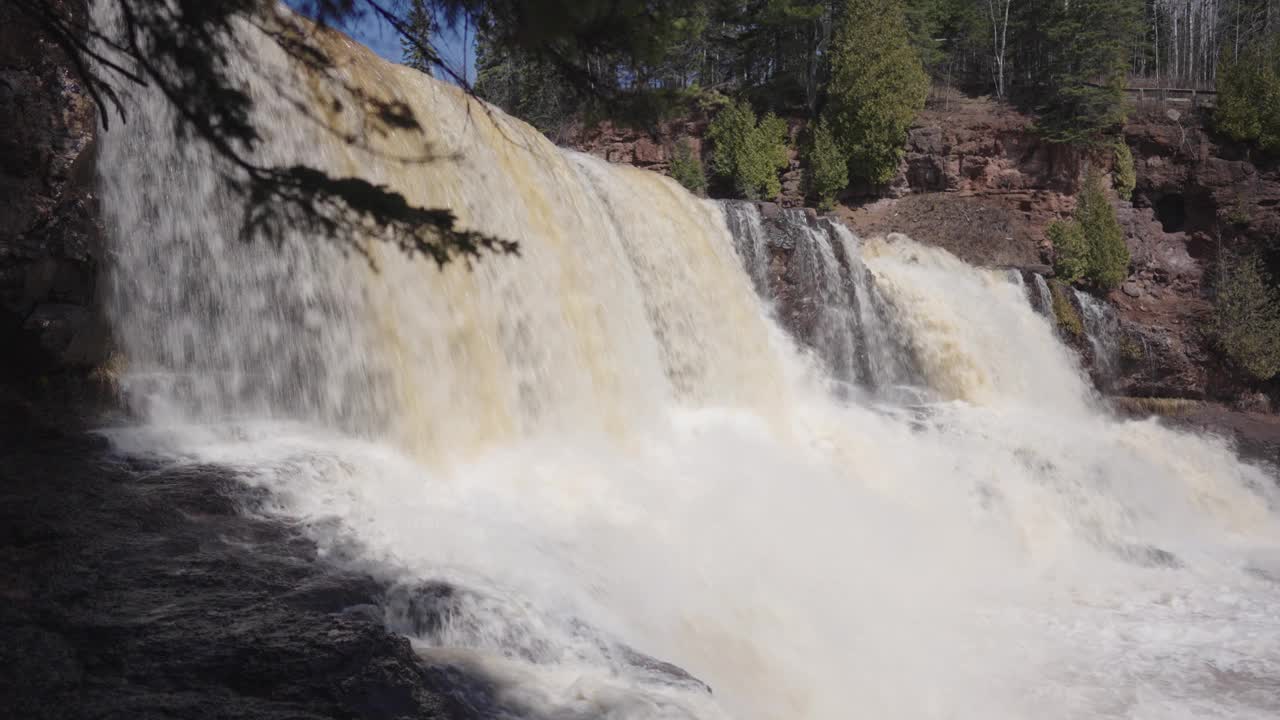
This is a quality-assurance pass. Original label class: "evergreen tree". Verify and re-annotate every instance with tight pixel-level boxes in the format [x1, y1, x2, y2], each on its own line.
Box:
[824, 0, 929, 185]
[1113, 141, 1136, 201]
[473, 30, 581, 135]
[1077, 170, 1130, 290]
[1213, 251, 1280, 381]
[668, 139, 708, 195]
[1036, 0, 1141, 144]
[741, 112, 790, 200]
[806, 118, 849, 211]
[1048, 219, 1088, 284]
[708, 100, 790, 199]
[1216, 40, 1280, 153]
[708, 100, 756, 182]
[400, 0, 434, 75]
[1052, 171, 1129, 289]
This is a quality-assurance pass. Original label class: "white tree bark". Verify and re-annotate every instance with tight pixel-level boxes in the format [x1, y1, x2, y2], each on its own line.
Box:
[988, 0, 1012, 98]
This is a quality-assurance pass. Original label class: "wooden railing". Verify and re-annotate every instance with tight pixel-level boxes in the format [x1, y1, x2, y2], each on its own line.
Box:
[1124, 86, 1217, 108]
[1081, 81, 1217, 108]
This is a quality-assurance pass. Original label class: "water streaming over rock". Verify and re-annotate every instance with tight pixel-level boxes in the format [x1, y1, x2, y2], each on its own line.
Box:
[1074, 288, 1124, 390]
[1032, 272, 1055, 318]
[96, 8, 1280, 720]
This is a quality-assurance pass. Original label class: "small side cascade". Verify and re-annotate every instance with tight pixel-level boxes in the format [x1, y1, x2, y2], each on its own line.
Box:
[722, 203, 867, 385]
[1031, 273, 1055, 319]
[720, 202, 919, 396]
[1073, 288, 1122, 389]
[1005, 268, 1026, 293]
[722, 202, 772, 297]
[828, 224, 917, 393]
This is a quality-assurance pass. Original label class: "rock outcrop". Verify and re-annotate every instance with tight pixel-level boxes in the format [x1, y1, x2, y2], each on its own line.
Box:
[1107, 108, 1280, 403]
[0, 0, 108, 375]
[844, 96, 1088, 269]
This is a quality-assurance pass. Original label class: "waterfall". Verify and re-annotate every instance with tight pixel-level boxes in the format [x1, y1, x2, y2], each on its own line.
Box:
[1032, 272, 1055, 318]
[1074, 288, 1123, 389]
[719, 205, 917, 396]
[1005, 268, 1026, 292]
[96, 8, 1280, 720]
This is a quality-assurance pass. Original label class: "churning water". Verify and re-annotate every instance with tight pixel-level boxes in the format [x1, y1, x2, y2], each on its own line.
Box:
[95, 7, 1280, 719]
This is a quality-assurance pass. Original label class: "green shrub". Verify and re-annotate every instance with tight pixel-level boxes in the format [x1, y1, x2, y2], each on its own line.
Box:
[1048, 219, 1088, 284]
[824, 0, 928, 185]
[806, 119, 848, 211]
[668, 139, 707, 195]
[1077, 170, 1129, 290]
[1112, 141, 1135, 200]
[1212, 251, 1280, 381]
[707, 100, 789, 200]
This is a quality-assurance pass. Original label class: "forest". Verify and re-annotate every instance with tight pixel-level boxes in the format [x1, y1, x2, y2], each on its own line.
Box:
[464, 0, 1280, 197]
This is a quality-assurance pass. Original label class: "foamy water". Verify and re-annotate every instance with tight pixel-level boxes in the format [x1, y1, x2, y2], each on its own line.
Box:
[95, 5, 1280, 719]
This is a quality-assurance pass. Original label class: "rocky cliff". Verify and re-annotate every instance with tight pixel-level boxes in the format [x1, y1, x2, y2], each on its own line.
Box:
[0, 0, 107, 376]
[1111, 108, 1280, 409]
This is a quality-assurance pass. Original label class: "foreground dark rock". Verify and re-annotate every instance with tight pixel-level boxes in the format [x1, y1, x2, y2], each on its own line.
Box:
[0, 0, 109, 374]
[0, 394, 483, 720]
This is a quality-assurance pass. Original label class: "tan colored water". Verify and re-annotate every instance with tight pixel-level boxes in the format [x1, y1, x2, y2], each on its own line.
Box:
[96, 8, 1280, 720]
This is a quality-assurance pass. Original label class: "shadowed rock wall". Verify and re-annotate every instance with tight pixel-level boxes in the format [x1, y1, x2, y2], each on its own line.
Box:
[1, 0, 108, 375]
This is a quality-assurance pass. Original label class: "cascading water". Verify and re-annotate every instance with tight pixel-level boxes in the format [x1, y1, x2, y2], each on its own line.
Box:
[96, 7, 1280, 720]
[1075, 288, 1124, 389]
[722, 204, 915, 395]
[1005, 268, 1027, 292]
[1032, 272, 1055, 318]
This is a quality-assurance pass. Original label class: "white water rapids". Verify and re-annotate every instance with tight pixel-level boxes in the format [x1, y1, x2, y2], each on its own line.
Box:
[94, 8, 1280, 720]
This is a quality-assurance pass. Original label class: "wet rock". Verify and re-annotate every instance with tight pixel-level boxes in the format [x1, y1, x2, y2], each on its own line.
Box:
[757, 201, 783, 219]
[384, 580, 711, 694]
[1113, 317, 1207, 400]
[22, 302, 106, 367]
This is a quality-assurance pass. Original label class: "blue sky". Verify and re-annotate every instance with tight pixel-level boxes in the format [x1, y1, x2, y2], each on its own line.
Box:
[283, 1, 476, 85]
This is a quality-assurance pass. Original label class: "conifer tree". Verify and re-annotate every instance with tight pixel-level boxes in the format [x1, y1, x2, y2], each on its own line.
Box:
[1214, 251, 1280, 381]
[400, 0, 435, 75]
[1048, 219, 1088, 284]
[708, 100, 790, 200]
[1036, 0, 1140, 144]
[1216, 40, 1280, 153]
[668, 139, 708, 195]
[824, 0, 929, 185]
[1077, 170, 1130, 290]
[806, 119, 849, 211]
